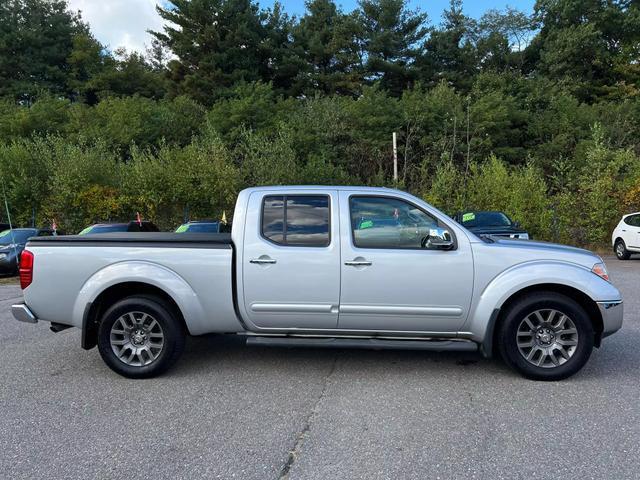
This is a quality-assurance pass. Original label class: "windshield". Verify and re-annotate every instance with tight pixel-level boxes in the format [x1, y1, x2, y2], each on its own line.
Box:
[0, 229, 37, 245]
[79, 224, 129, 235]
[461, 211, 512, 228]
[176, 222, 220, 233]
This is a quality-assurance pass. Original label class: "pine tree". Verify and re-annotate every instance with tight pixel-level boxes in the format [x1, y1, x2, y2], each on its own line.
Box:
[357, 0, 428, 95]
[292, 0, 363, 96]
[151, 0, 273, 104]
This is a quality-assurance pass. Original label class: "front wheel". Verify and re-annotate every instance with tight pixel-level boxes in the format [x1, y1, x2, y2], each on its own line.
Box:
[497, 292, 594, 381]
[97, 296, 186, 378]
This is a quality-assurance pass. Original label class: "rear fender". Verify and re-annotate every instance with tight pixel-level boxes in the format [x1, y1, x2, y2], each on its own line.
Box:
[71, 261, 207, 335]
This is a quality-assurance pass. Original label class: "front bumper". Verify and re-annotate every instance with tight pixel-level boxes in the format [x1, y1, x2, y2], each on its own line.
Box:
[12, 304, 38, 324]
[598, 301, 623, 339]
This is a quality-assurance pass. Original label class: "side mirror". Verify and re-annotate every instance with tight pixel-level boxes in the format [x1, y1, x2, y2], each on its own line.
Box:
[513, 221, 521, 228]
[422, 227, 454, 250]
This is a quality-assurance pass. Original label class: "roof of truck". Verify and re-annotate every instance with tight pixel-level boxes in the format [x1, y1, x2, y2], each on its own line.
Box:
[240, 185, 401, 193]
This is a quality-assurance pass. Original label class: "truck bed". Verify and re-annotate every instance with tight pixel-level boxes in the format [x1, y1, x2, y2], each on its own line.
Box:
[23, 232, 241, 335]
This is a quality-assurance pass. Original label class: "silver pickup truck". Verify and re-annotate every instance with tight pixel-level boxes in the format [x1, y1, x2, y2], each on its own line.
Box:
[12, 186, 623, 380]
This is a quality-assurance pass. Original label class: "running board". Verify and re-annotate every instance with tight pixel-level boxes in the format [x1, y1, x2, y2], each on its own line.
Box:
[245, 336, 478, 352]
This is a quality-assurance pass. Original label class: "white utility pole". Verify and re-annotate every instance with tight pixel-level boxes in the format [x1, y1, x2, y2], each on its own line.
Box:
[392, 132, 398, 181]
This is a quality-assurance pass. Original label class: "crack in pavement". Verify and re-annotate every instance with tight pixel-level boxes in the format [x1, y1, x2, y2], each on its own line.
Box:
[277, 354, 339, 480]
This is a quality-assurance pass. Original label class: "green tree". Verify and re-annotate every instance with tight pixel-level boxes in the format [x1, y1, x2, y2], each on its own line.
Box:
[86, 49, 167, 101]
[206, 82, 293, 143]
[292, 0, 363, 95]
[67, 96, 205, 154]
[527, 0, 640, 99]
[419, 0, 477, 90]
[0, 0, 99, 101]
[152, 0, 280, 104]
[475, 7, 534, 72]
[357, 0, 428, 95]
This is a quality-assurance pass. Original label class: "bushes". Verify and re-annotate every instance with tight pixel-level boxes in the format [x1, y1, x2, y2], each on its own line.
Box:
[0, 130, 637, 245]
[423, 156, 552, 239]
[423, 149, 640, 246]
[552, 129, 640, 245]
[123, 131, 240, 229]
[0, 133, 240, 232]
[1, 86, 640, 246]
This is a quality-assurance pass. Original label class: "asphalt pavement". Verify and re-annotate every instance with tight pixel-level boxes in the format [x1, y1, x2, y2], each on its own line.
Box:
[0, 256, 638, 479]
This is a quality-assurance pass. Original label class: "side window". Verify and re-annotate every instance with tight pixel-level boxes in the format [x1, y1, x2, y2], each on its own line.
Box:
[626, 215, 640, 227]
[262, 195, 330, 247]
[350, 196, 439, 249]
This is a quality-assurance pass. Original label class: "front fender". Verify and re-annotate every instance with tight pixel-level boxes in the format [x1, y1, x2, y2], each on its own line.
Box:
[71, 260, 207, 335]
[465, 260, 622, 343]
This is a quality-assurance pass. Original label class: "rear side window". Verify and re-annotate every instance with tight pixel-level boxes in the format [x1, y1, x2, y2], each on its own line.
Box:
[262, 195, 330, 247]
[624, 215, 640, 227]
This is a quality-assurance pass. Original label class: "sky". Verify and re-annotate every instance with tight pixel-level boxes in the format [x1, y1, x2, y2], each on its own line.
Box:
[67, 0, 536, 54]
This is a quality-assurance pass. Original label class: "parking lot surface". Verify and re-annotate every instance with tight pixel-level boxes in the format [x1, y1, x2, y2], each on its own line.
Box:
[0, 256, 638, 479]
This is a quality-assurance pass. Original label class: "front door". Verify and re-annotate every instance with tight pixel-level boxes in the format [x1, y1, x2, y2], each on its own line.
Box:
[242, 190, 340, 330]
[338, 192, 473, 333]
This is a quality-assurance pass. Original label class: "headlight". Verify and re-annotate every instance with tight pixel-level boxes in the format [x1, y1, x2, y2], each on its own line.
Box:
[0, 253, 6, 260]
[591, 262, 609, 282]
[519, 233, 529, 240]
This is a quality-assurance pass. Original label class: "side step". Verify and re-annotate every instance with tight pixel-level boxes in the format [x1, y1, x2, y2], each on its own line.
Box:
[246, 336, 478, 352]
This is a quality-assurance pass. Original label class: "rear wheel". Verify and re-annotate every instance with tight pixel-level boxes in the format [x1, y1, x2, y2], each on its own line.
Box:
[498, 292, 594, 381]
[614, 239, 630, 260]
[97, 296, 185, 378]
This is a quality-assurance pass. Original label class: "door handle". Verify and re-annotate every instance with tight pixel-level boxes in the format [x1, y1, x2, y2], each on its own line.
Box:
[345, 260, 372, 267]
[250, 257, 277, 265]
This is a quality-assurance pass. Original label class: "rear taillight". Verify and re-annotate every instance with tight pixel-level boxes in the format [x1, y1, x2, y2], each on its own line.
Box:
[19, 250, 34, 290]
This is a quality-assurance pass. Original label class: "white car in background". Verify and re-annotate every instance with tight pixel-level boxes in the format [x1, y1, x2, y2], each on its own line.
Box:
[612, 212, 640, 260]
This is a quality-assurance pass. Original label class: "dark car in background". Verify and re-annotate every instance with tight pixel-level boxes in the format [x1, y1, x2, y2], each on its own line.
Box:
[0, 228, 57, 275]
[453, 210, 530, 239]
[79, 221, 159, 235]
[175, 220, 231, 233]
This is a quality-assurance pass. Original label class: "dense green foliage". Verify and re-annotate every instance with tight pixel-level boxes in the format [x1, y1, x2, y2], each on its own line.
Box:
[0, 0, 639, 245]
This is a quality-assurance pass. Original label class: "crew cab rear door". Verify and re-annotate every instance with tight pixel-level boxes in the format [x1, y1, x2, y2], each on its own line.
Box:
[241, 190, 340, 329]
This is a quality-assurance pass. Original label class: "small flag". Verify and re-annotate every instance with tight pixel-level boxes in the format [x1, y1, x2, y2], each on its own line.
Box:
[221, 211, 227, 225]
[136, 212, 142, 227]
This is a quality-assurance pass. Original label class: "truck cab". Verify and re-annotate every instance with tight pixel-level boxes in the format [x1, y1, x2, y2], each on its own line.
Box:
[238, 188, 473, 334]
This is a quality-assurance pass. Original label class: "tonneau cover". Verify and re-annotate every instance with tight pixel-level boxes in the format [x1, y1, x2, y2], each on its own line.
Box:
[27, 232, 232, 245]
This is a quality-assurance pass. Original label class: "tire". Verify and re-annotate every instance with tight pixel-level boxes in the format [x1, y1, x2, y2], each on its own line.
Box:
[614, 239, 631, 260]
[97, 295, 186, 379]
[497, 292, 594, 381]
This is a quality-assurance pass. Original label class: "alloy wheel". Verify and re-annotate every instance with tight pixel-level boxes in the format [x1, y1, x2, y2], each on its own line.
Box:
[516, 309, 579, 368]
[110, 311, 165, 366]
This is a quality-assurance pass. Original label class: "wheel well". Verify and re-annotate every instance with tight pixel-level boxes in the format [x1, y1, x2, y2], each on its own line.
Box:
[81, 282, 187, 350]
[492, 283, 604, 356]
